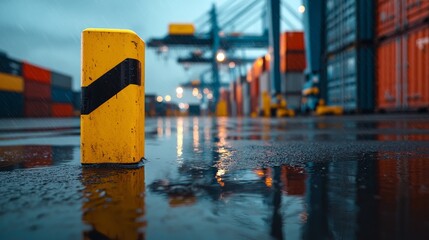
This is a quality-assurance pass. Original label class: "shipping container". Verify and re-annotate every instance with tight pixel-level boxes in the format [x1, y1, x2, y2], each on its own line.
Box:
[235, 77, 244, 116]
[242, 81, 250, 116]
[259, 71, 270, 111]
[22, 62, 51, 84]
[51, 103, 73, 117]
[326, 46, 375, 111]
[280, 32, 306, 73]
[249, 74, 260, 115]
[0, 55, 22, 76]
[229, 82, 237, 117]
[0, 91, 24, 118]
[280, 32, 305, 53]
[51, 86, 73, 103]
[377, 25, 429, 110]
[281, 73, 305, 94]
[405, 0, 429, 27]
[24, 80, 51, 100]
[281, 52, 307, 73]
[376, 0, 401, 38]
[51, 71, 72, 89]
[325, 0, 374, 53]
[0, 73, 24, 93]
[25, 100, 51, 117]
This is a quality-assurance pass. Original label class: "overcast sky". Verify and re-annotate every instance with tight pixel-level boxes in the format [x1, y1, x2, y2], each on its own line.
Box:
[0, 0, 302, 104]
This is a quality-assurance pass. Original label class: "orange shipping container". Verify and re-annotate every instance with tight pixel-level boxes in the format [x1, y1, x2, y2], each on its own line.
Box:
[405, 0, 429, 27]
[51, 103, 74, 117]
[377, 25, 429, 110]
[22, 62, 51, 84]
[281, 53, 306, 73]
[280, 32, 305, 54]
[376, 0, 400, 38]
[407, 25, 429, 109]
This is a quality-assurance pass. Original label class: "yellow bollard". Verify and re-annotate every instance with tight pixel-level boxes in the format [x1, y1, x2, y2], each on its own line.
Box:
[262, 91, 271, 117]
[216, 100, 228, 117]
[81, 28, 145, 164]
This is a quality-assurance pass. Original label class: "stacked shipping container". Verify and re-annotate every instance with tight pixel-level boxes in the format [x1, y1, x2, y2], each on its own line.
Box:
[376, 0, 429, 111]
[23, 62, 52, 117]
[280, 32, 306, 110]
[51, 71, 74, 117]
[0, 54, 24, 118]
[229, 31, 306, 117]
[0, 52, 77, 118]
[324, 0, 375, 112]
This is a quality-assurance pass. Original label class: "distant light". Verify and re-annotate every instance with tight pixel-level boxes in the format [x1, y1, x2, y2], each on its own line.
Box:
[176, 87, 183, 95]
[165, 95, 171, 102]
[160, 45, 169, 53]
[179, 103, 186, 109]
[203, 88, 210, 94]
[177, 93, 183, 99]
[219, 31, 225, 37]
[192, 88, 199, 96]
[207, 93, 213, 100]
[216, 51, 226, 62]
[298, 5, 305, 13]
[184, 104, 189, 110]
[229, 62, 236, 68]
[197, 94, 203, 100]
[156, 96, 163, 102]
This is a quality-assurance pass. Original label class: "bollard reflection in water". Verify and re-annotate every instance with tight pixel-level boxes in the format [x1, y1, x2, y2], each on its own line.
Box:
[81, 167, 146, 239]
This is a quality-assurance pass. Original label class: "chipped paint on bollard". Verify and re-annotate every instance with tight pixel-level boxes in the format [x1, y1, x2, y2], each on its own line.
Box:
[81, 28, 145, 164]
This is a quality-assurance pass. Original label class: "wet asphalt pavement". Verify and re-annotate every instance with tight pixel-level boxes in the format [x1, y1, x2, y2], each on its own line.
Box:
[0, 114, 429, 240]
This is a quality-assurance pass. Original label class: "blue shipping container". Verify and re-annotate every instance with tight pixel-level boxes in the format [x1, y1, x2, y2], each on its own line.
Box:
[325, 0, 374, 53]
[51, 87, 73, 103]
[326, 46, 374, 111]
[0, 91, 24, 118]
[0, 54, 22, 76]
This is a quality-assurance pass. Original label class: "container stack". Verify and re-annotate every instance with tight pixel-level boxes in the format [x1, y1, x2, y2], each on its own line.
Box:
[376, 0, 429, 111]
[23, 62, 52, 117]
[280, 32, 306, 110]
[0, 54, 24, 118]
[324, 0, 375, 112]
[0, 52, 76, 118]
[51, 71, 74, 117]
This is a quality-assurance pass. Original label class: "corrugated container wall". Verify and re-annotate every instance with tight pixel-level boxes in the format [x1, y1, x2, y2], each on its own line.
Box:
[280, 32, 306, 72]
[326, 47, 374, 111]
[0, 55, 22, 76]
[377, 25, 429, 110]
[0, 92, 24, 118]
[51, 71, 72, 89]
[23, 62, 51, 84]
[324, 0, 375, 111]
[325, 0, 374, 54]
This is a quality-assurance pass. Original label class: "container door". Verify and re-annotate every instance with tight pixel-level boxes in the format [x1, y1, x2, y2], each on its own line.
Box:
[406, 26, 429, 109]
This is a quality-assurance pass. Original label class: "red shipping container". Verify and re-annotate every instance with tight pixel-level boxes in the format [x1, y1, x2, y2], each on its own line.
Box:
[280, 32, 305, 54]
[376, 0, 401, 38]
[377, 25, 429, 110]
[51, 103, 73, 117]
[281, 53, 306, 73]
[377, 38, 400, 109]
[252, 57, 264, 79]
[407, 25, 429, 109]
[25, 100, 51, 117]
[250, 74, 259, 114]
[236, 78, 243, 116]
[405, 0, 429, 27]
[22, 62, 51, 84]
[24, 80, 51, 100]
